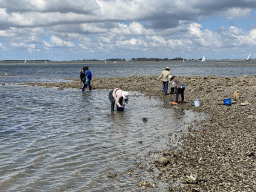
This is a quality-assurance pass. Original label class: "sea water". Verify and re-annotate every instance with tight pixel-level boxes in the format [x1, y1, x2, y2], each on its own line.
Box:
[0, 61, 255, 191]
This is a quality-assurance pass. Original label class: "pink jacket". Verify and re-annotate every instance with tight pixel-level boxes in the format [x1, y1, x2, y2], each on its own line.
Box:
[113, 88, 124, 107]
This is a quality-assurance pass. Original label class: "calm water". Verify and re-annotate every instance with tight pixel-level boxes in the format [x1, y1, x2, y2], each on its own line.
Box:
[0, 61, 255, 191]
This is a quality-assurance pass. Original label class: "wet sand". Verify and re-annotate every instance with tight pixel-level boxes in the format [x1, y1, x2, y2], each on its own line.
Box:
[22, 75, 256, 191]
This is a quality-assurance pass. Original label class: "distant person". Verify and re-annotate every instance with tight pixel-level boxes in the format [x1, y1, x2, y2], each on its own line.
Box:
[158, 67, 170, 95]
[169, 76, 185, 104]
[83, 66, 92, 91]
[109, 88, 129, 112]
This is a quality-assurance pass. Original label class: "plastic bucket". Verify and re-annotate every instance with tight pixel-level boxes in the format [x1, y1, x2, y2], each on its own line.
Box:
[223, 98, 231, 105]
[194, 99, 200, 107]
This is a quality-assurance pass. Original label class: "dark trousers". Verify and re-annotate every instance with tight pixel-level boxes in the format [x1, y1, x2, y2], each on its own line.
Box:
[162, 81, 168, 94]
[176, 88, 185, 102]
[109, 90, 124, 112]
[82, 80, 92, 91]
[170, 87, 175, 94]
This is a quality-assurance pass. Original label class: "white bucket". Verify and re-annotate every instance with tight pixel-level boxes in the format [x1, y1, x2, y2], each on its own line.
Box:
[194, 99, 200, 107]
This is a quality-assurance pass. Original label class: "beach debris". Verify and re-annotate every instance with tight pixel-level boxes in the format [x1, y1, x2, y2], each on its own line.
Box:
[87, 117, 91, 121]
[138, 141, 142, 144]
[108, 173, 117, 178]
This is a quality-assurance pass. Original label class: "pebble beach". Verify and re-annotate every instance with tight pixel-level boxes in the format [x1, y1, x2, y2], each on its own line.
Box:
[22, 74, 256, 191]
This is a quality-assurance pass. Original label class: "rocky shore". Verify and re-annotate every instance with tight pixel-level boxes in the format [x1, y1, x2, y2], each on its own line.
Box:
[23, 75, 256, 191]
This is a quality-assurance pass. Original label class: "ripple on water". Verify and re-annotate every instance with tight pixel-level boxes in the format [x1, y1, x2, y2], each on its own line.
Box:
[0, 85, 208, 191]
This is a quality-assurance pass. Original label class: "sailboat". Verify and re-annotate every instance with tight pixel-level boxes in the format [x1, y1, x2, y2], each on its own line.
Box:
[24, 60, 26, 63]
[44, 60, 47, 64]
[182, 59, 185, 62]
[246, 54, 251, 61]
[201, 55, 205, 62]
[105, 59, 107, 63]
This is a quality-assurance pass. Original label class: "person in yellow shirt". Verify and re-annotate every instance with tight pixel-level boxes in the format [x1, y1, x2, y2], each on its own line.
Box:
[158, 67, 170, 95]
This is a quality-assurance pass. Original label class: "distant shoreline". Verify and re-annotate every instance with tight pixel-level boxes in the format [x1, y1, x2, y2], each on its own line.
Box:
[0, 59, 256, 65]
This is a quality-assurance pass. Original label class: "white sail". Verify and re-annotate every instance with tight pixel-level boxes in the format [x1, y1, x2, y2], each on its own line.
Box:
[44, 60, 47, 63]
[182, 59, 185, 62]
[105, 59, 107, 63]
[201, 55, 205, 62]
[246, 54, 251, 61]
[24, 60, 26, 63]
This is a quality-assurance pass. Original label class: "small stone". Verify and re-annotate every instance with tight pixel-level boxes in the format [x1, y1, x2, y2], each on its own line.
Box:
[128, 169, 134, 175]
[241, 101, 249, 106]
[154, 157, 170, 167]
[136, 181, 151, 188]
[216, 101, 224, 105]
[142, 117, 148, 122]
[108, 173, 117, 178]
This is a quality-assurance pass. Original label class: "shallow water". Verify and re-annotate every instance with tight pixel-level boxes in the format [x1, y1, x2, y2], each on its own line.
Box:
[0, 61, 252, 191]
[0, 83, 207, 191]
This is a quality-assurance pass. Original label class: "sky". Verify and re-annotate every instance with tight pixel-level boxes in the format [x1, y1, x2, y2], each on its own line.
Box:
[0, 0, 256, 61]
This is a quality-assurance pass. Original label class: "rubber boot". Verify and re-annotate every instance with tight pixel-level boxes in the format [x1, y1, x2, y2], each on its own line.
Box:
[89, 85, 92, 90]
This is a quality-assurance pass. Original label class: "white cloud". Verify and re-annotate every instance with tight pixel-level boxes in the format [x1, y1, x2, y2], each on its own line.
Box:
[1, 0, 256, 59]
[50, 35, 75, 47]
[79, 44, 88, 49]
[222, 8, 252, 19]
[111, 22, 154, 36]
[10, 42, 35, 48]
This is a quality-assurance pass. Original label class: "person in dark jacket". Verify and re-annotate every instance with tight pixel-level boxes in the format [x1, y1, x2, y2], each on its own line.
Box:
[109, 88, 129, 112]
[80, 67, 86, 92]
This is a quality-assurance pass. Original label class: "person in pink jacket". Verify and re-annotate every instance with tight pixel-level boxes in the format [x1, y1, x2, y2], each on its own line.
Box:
[109, 88, 129, 112]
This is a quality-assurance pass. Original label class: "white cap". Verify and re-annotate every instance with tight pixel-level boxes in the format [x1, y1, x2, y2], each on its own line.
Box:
[169, 75, 173, 79]
[122, 91, 129, 100]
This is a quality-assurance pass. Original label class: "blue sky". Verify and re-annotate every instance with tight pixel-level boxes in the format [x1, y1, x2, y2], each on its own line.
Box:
[0, 0, 256, 61]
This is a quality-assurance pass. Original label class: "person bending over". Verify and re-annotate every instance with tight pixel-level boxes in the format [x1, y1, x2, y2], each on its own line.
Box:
[169, 76, 186, 104]
[109, 88, 129, 112]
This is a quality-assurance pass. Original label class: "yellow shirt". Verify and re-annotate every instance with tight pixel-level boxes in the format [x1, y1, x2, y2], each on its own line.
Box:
[158, 70, 170, 82]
